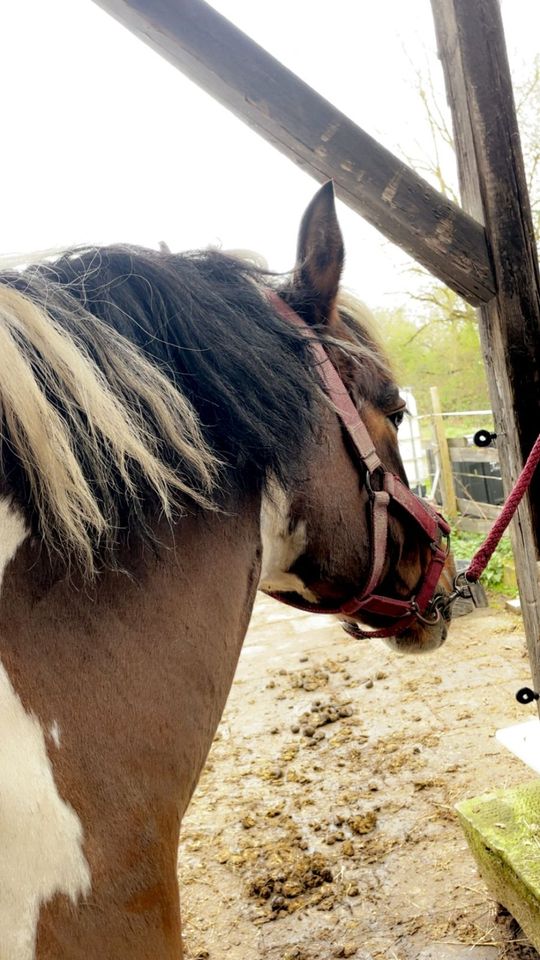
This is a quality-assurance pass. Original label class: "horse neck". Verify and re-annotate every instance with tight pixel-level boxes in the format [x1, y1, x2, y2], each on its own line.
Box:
[0, 494, 261, 960]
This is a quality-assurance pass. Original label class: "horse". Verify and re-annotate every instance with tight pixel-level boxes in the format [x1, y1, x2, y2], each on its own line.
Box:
[0, 182, 454, 960]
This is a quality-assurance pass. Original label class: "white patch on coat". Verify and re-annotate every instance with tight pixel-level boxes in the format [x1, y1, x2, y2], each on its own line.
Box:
[0, 665, 91, 959]
[49, 721, 61, 749]
[259, 485, 318, 603]
[0, 498, 28, 593]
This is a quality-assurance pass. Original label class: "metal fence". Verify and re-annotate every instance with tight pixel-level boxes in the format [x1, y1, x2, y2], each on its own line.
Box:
[398, 392, 501, 531]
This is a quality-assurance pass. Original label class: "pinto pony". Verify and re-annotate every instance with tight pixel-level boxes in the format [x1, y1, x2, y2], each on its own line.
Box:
[0, 184, 453, 960]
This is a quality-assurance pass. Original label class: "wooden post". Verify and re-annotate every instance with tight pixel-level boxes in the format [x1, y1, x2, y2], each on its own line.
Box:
[430, 0, 540, 699]
[430, 387, 458, 518]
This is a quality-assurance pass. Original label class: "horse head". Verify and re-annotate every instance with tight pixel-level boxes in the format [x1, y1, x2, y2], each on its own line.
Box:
[259, 182, 455, 653]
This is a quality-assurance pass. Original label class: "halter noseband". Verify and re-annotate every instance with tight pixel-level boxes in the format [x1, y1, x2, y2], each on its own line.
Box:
[266, 292, 451, 639]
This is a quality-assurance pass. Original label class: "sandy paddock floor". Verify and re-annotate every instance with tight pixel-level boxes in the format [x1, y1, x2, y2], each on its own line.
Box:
[179, 596, 540, 960]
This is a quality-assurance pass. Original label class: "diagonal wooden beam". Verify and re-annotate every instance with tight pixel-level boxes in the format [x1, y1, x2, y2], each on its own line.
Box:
[92, 0, 495, 306]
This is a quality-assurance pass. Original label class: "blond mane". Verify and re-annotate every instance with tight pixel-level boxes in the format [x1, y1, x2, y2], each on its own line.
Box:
[0, 282, 218, 576]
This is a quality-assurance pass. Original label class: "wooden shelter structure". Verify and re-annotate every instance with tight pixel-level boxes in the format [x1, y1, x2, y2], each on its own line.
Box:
[93, 0, 540, 943]
[94, 0, 540, 682]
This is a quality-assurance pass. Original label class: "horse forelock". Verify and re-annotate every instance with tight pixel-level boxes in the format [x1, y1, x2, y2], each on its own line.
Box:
[333, 291, 395, 400]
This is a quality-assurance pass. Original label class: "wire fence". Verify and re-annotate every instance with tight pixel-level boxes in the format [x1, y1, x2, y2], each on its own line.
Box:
[398, 391, 501, 531]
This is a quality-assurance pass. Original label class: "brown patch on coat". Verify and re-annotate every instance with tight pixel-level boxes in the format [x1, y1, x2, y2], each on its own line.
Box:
[0, 500, 261, 960]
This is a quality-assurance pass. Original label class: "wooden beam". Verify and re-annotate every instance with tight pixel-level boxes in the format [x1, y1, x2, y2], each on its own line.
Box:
[448, 446, 499, 467]
[456, 498, 501, 521]
[431, 0, 540, 688]
[92, 0, 495, 306]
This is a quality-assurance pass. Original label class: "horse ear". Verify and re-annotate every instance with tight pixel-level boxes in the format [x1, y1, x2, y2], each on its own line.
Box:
[293, 181, 344, 325]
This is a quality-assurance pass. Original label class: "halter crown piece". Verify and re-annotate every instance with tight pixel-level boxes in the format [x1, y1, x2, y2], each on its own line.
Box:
[267, 292, 451, 639]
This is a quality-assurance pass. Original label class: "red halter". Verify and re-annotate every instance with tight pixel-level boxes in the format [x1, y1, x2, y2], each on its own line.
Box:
[266, 293, 451, 638]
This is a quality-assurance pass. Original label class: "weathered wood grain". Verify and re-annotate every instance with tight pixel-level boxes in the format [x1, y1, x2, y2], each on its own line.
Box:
[456, 498, 501, 521]
[92, 0, 495, 305]
[431, 386, 458, 517]
[431, 0, 540, 690]
[448, 446, 499, 465]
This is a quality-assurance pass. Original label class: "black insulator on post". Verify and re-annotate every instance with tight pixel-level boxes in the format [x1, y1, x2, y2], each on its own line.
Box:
[473, 429, 497, 448]
[516, 687, 540, 705]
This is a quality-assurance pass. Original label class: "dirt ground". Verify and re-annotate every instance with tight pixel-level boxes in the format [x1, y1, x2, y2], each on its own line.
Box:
[179, 595, 540, 960]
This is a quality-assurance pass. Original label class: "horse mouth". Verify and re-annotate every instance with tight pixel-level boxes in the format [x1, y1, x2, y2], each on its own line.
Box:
[339, 616, 449, 653]
[387, 620, 449, 653]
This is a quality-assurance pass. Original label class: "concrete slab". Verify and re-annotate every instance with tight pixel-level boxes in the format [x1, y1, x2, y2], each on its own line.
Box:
[497, 719, 540, 774]
[505, 597, 522, 615]
[456, 781, 540, 953]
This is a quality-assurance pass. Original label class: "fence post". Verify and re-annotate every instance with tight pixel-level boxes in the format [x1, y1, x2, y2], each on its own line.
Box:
[430, 386, 458, 518]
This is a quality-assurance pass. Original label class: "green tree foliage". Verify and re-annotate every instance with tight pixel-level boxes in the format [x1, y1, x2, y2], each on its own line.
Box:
[380, 55, 540, 415]
[374, 294, 490, 413]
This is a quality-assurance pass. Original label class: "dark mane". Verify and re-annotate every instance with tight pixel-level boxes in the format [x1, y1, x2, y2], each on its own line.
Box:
[0, 247, 324, 565]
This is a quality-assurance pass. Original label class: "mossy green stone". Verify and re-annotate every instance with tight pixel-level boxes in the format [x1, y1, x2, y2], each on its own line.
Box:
[457, 780, 540, 950]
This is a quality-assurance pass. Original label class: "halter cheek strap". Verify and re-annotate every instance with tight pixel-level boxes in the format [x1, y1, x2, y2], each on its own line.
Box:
[265, 291, 450, 638]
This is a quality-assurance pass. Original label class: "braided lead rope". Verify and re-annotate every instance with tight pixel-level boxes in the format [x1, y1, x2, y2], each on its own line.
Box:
[466, 433, 540, 582]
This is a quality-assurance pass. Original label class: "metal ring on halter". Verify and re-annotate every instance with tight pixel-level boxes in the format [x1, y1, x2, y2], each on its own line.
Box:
[364, 469, 374, 496]
[364, 466, 384, 496]
[410, 599, 442, 626]
[431, 532, 451, 557]
[423, 590, 456, 622]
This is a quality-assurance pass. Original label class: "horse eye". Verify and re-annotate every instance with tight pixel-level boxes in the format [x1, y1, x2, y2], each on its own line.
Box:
[388, 410, 405, 429]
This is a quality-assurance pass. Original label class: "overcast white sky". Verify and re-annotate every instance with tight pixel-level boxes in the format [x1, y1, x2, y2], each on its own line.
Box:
[1, 0, 538, 309]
